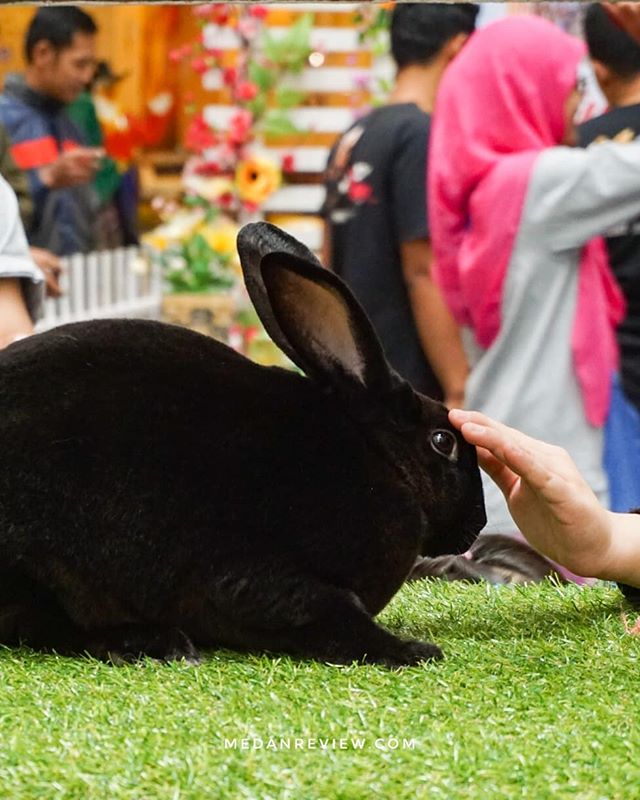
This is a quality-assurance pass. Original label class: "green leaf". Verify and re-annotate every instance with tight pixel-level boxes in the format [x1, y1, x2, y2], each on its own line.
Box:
[248, 61, 275, 92]
[260, 110, 300, 138]
[274, 87, 305, 109]
[247, 94, 268, 121]
[260, 13, 312, 71]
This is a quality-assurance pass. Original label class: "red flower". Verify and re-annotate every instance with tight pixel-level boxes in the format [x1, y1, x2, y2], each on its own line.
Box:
[347, 181, 373, 203]
[218, 191, 235, 209]
[195, 160, 221, 176]
[203, 47, 223, 60]
[281, 154, 295, 173]
[236, 81, 258, 101]
[222, 67, 237, 87]
[185, 114, 218, 152]
[210, 4, 231, 25]
[249, 5, 268, 19]
[226, 108, 253, 147]
[191, 56, 209, 75]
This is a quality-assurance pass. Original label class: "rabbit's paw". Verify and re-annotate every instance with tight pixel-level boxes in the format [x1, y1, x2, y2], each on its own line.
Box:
[371, 638, 443, 668]
[89, 626, 202, 665]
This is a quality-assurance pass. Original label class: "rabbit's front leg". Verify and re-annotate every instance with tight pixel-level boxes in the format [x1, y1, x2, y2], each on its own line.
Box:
[190, 558, 443, 668]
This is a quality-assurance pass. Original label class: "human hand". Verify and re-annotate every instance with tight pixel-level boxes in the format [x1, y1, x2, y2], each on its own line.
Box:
[448, 409, 616, 579]
[603, 3, 640, 44]
[29, 247, 63, 297]
[39, 147, 104, 189]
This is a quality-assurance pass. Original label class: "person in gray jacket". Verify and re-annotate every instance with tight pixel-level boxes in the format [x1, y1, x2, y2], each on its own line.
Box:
[429, 16, 640, 538]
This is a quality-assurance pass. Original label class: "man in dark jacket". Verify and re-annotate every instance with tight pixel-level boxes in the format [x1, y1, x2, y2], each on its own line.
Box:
[0, 7, 104, 255]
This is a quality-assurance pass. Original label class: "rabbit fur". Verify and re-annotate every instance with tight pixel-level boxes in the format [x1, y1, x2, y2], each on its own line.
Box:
[0, 222, 486, 667]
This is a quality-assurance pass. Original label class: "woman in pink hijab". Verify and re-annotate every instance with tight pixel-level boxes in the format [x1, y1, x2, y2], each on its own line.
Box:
[429, 15, 640, 534]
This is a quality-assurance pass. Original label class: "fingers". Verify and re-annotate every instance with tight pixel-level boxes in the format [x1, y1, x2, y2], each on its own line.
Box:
[449, 409, 570, 493]
[450, 409, 558, 460]
[30, 247, 62, 271]
[30, 248, 64, 298]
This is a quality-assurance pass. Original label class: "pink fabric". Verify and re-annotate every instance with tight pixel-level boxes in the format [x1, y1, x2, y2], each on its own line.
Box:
[428, 16, 625, 425]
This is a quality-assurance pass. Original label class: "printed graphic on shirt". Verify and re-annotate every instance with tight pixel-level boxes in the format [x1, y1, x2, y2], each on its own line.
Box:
[324, 125, 377, 224]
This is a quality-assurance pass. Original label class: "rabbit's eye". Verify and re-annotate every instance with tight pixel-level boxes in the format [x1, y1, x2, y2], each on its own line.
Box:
[430, 430, 458, 462]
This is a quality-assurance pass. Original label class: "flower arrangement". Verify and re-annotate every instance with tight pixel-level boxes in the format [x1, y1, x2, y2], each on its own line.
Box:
[168, 3, 313, 220]
[144, 3, 313, 301]
[143, 4, 313, 365]
[144, 204, 240, 294]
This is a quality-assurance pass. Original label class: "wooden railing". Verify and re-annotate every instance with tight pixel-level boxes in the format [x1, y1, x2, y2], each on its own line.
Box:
[36, 247, 163, 332]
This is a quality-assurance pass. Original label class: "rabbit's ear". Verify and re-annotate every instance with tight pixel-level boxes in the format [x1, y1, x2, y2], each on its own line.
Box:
[238, 222, 324, 372]
[238, 221, 398, 397]
[259, 249, 398, 398]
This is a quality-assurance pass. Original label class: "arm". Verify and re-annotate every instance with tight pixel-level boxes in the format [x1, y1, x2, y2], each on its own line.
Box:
[0, 176, 45, 330]
[529, 142, 640, 251]
[321, 220, 332, 271]
[603, 3, 640, 44]
[390, 114, 468, 403]
[449, 409, 640, 586]
[0, 277, 34, 348]
[401, 238, 468, 407]
[37, 147, 104, 190]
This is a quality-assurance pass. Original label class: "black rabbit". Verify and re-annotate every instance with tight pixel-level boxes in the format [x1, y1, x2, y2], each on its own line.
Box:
[0, 222, 485, 667]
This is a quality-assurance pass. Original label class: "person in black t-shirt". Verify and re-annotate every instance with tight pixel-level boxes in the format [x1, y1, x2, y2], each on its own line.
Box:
[322, 4, 478, 407]
[580, 3, 640, 414]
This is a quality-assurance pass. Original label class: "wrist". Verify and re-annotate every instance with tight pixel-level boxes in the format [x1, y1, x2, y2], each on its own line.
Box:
[598, 510, 640, 585]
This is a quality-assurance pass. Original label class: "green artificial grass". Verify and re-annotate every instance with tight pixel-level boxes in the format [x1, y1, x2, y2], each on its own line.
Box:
[1, 580, 638, 799]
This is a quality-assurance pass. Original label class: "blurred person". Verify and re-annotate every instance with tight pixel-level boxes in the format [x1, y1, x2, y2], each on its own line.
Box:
[579, 4, 640, 513]
[322, 3, 478, 408]
[428, 16, 640, 535]
[0, 175, 44, 348]
[68, 60, 145, 246]
[0, 6, 105, 255]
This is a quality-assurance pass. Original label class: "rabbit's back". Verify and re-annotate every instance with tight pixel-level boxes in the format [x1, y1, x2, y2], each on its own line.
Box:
[0, 319, 416, 618]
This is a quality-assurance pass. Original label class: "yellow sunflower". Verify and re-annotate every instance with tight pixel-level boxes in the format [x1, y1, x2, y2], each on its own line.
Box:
[235, 155, 281, 205]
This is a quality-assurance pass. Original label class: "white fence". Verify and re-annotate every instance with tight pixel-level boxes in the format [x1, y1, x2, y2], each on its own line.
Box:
[36, 247, 163, 332]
